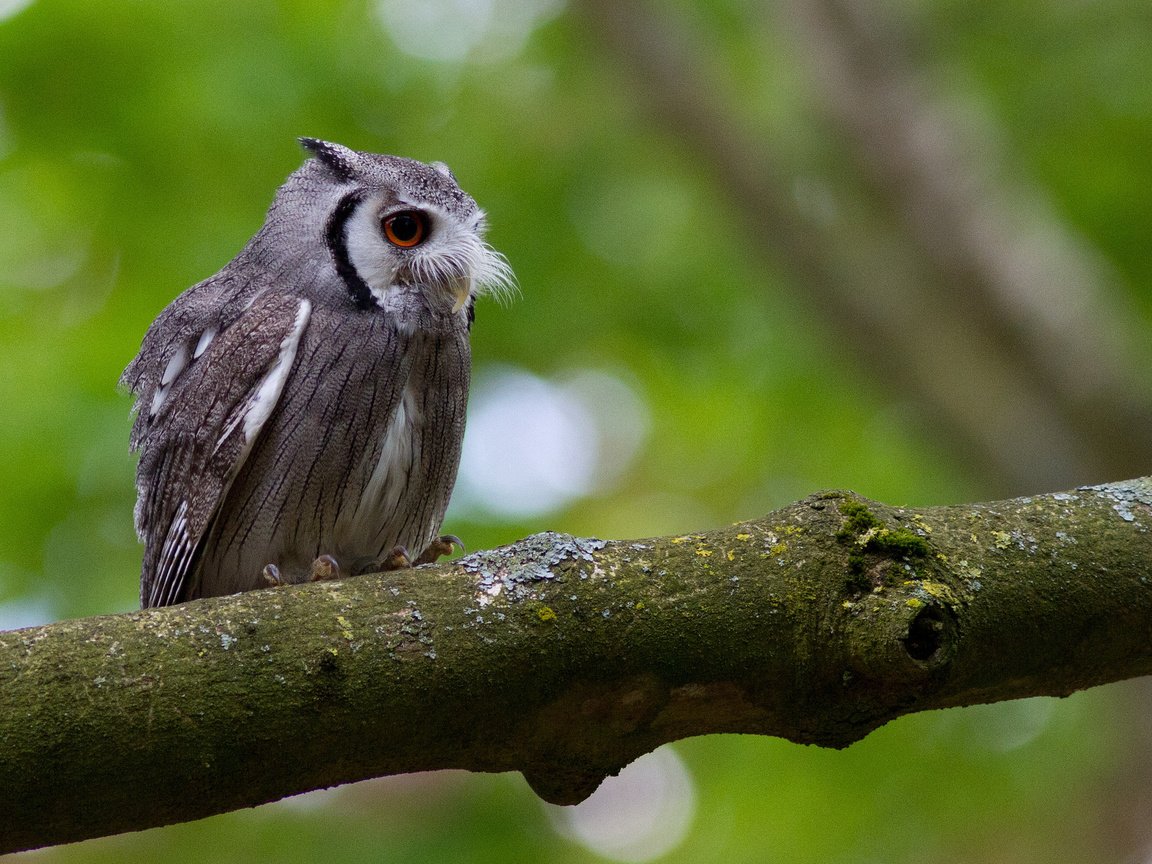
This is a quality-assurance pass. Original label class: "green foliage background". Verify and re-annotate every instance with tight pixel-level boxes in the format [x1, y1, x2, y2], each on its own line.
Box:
[0, 0, 1149, 861]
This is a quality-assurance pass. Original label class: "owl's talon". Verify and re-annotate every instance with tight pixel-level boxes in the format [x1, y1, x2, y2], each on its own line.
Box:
[310, 554, 341, 582]
[379, 545, 413, 571]
[414, 534, 465, 565]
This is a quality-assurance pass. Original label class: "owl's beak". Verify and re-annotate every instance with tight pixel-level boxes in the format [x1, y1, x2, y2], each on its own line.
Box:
[450, 277, 472, 314]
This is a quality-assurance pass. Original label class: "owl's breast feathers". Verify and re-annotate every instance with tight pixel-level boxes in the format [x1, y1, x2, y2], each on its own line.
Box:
[184, 302, 471, 596]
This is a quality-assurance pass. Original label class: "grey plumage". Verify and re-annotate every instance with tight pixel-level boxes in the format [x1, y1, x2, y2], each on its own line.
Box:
[122, 139, 512, 608]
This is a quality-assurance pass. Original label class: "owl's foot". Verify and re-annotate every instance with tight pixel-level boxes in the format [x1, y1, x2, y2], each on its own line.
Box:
[350, 546, 413, 574]
[378, 545, 413, 571]
[361, 536, 464, 574]
[260, 557, 341, 586]
[310, 554, 341, 582]
[414, 534, 465, 565]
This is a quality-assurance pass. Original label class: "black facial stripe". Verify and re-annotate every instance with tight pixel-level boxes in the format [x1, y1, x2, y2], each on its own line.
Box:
[325, 192, 376, 312]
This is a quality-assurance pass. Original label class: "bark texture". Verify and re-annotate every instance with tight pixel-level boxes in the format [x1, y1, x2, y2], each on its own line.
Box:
[3, 479, 1152, 852]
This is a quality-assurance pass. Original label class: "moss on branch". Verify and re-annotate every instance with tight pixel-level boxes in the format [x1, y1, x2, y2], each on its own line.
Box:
[3, 479, 1152, 852]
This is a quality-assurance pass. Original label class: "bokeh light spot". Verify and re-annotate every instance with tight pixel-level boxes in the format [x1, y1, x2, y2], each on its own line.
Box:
[374, 0, 562, 64]
[546, 747, 697, 863]
[453, 365, 649, 520]
[0, 0, 34, 23]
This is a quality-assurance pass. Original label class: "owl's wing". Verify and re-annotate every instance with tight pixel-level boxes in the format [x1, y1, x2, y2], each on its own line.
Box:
[129, 293, 313, 608]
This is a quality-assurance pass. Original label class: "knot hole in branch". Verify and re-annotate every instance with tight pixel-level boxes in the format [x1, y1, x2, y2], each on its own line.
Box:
[903, 604, 950, 662]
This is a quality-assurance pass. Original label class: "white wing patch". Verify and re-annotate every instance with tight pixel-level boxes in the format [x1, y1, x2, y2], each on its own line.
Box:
[149, 342, 190, 417]
[193, 326, 217, 359]
[216, 298, 312, 452]
[243, 299, 311, 442]
[148, 326, 219, 418]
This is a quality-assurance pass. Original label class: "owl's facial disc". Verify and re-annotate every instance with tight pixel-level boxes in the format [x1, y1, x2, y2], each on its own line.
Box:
[342, 194, 513, 313]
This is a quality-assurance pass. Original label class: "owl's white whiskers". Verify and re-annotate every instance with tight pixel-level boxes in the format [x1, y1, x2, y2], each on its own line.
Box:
[474, 243, 518, 303]
[408, 238, 517, 306]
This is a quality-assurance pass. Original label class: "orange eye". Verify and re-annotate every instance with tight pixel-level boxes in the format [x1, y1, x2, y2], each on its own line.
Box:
[382, 210, 429, 248]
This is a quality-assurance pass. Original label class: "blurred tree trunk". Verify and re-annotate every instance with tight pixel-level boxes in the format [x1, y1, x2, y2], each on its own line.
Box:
[574, 0, 1152, 496]
[3, 478, 1152, 852]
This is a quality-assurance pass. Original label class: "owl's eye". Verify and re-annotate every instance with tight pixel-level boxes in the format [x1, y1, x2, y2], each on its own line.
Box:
[382, 211, 429, 248]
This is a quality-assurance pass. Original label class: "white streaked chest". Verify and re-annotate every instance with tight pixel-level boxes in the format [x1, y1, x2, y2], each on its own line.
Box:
[338, 381, 424, 541]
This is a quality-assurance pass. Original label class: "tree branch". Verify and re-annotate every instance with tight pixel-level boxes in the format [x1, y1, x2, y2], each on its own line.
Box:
[4, 479, 1152, 852]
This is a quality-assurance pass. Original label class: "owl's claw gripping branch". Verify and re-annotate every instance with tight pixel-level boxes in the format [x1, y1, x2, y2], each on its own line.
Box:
[378, 545, 414, 571]
[260, 557, 342, 586]
[309, 554, 340, 582]
[358, 535, 462, 574]
[415, 534, 464, 565]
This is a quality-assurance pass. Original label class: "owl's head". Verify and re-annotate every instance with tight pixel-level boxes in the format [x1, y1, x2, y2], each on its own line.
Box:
[261, 138, 513, 318]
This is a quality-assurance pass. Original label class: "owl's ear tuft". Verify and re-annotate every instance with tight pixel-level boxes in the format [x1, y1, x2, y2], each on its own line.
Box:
[430, 161, 457, 182]
[299, 138, 358, 182]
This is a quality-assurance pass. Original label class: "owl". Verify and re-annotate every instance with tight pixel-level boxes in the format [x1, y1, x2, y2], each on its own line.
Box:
[121, 139, 512, 608]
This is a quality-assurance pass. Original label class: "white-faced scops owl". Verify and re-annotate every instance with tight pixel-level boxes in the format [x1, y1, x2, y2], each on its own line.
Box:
[122, 139, 512, 608]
